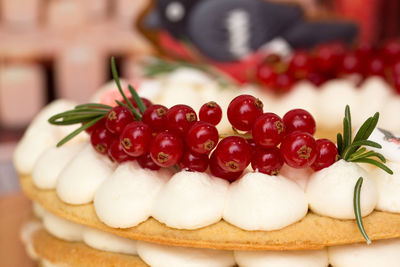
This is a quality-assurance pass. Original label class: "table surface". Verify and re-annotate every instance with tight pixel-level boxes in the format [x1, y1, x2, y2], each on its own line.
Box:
[0, 193, 35, 267]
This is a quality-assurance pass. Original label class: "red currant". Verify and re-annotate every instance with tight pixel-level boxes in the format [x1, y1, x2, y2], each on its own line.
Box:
[307, 71, 327, 86]
[365, 57, 386, 77]
[199, 101, 222, 125]
[166, 104, 197, 136]
[185, 121, 219, 154]
[90, 126, 114, 155]
[252, 113, 285, 148]
[179, 150, 209, 172]
[313, 42, 344, 74]
[280, 132, 317, 168]
[381, 39, 400, 65]
[105, 106, 134, 134]
[137, 153, 161, 171]
[227, 95, 263, 131]
[209, 152, 243, 182]
[85, 118, 105, 134]
[108, 139, 135, 163]
[283, 109, 316, 135]
[120, 121, 152, 157]
[274, 72, 294, 93]
[256, 63, 277, 88]
[142, 104, 168, 132]
[288, 50, 312, 79]
[150, 132, 184, 167]
[311, 139, 338, 171]
[339, 52, 362, 75]
[251, 147, 284, 175]
[214, 136, 251, 172]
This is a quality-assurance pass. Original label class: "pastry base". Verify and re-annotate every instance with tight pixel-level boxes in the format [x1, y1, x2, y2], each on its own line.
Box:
[20, 175, 400, 251]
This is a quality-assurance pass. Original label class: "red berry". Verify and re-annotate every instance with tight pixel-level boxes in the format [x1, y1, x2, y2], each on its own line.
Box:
[311, 139, 338, 171]
[252, 113, 285, 148]
[339, 52, 362, 75]
[227, 95, 263, 131]
[280, 132, 317, 168]
[246, 138, 257, 152]
[120, 121, 152, 157]
[392, 60, 400, 76]
[251, 147, 284, 175]
[137, 153, 161, 171]
[166, 104, 197, 136]
[150, 132, 184, 167]
[365, 57, 386, 77]
[108, 139, 135, 163]
[214, 136, 251, 172]
[274, 72, 294, 93]
[142, 104, 168, 132]
[288, 50, 312, 79]
[392, 73, 400, 94]
[381, 39, 400, 65]
[105, 106, 134, 134]
[256, 63, 277, 88]
[283, 109, 316, 135]
[199, 101, 222, 125]
[185, 121, 219, 154]
[209, 152, 243, 182]
[313, 42, 345, 74]
[355, 41, 373, 62]
[179, 150, 209, 172]
[91, 126, 114, 155]
[307, 71, 327, 86]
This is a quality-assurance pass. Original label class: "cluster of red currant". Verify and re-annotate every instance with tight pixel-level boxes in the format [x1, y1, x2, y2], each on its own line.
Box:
[86, 93, 338, 182]
[256, 39, 400, 94]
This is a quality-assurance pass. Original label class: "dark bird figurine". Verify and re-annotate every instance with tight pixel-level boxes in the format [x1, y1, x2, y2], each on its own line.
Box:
[379, 128, 400, 146]
[143, 0, 358, 62]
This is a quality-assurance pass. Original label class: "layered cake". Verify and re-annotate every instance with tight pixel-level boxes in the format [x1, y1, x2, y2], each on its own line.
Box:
[15, 58, 400, 267]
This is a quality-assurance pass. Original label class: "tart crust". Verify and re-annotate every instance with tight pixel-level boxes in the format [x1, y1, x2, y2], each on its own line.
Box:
[20, 175, 400, 251]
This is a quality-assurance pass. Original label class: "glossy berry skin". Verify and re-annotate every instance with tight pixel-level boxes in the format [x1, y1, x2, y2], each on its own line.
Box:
[185, 121, 219, 154]
[108, 139, 135, 163]
[288, 50, 312, 79]
[339, 52, 362, 74]
[199, 101, 222, 125]
[227, 95, 263, 131]
[209, 152, 243, 182]
[137, 153, 160, 171]
[283, 109, 316, 135]
[251, 147, 284, 175]
[252, 113, 285, 148]
[85, 118, 106, 134]
[91, 126, 114, 155]
[256, 63, 277, 88]
[274, 72, 294, 93]
[311, 139, 338, 171]
[366, 57, 385, 77]
[381, 39, 400, 65]
[120, 121, 152, 157]
[214, 136, 252, 172]
[166, 104, 197, 136]
[280, 132, 317, 169]
[142, 104, 168, 132]
[105, 106, 134, 134]
[150, 132, 184, 167]
[179, 150, 209, 172]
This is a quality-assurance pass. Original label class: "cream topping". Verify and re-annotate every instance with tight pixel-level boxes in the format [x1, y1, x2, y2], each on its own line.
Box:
[136, 241, 235, 267]
[56, 144, 115, 205]
[279, 164, 313, 191]
[83, 227, 137, 255]
[369, 128, 400, 163]
[328, 239, 400, 267]
[234, 249, 329, 267]
[223, 172, 308, 231]
[306, 160, 377, 219]
[94, 162, 170, 228]
[32, 142, 86, 189]
[43, 211, 85, 242]
[152, 171, 229, 229]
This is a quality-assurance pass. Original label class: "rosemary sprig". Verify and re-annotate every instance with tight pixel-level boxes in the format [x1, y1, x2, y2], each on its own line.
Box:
[337, 105, 393, 244]
[353, 177, 371, 245]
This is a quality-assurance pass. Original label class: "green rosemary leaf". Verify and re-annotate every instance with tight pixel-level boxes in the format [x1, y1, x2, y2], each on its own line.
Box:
[75, 103, 112, 110]
[361, 113, 379, 141]
[56, 116, 103, 147]
[349, 151, 384, 162]
[115, 100, 142, 121]
[128, 84, 146, 113]
[343, 117, 351, 149]
[351, 158, 393, 174]
[342, 140, 382, 160]
[353, 117, 373, 142]
[337, 133, 344, 155]
[110, 57, 136, 115]
[345, 105, 352, 136]
[348, 147, 367, 161]
[353, 177, 371, 244]
[115, 100, 129, 109]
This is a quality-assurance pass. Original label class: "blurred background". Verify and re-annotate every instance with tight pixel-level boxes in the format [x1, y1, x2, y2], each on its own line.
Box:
[0, 0, 400, 193]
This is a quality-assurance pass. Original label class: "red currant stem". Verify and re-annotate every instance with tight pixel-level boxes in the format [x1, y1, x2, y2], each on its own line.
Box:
[56, 116, 104, 147]
[110, 57, 139, 118]
[353, 177, 371, 244]
[128, 84, 147, 114]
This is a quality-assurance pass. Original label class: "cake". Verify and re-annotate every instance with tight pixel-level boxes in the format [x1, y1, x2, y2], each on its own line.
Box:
[15, 58, 400, 267]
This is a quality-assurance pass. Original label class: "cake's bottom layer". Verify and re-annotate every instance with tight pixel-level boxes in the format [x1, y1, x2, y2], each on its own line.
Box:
[20, 174, 400, 251]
